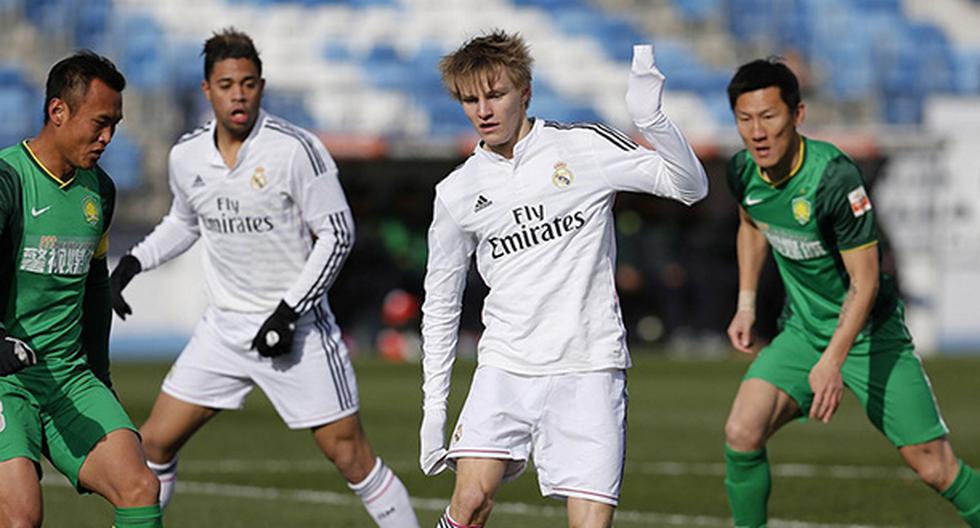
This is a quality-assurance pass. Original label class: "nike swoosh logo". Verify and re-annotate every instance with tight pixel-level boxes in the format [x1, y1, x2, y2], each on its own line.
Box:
[31, 206, 51, 217]
[744, 196, 764, 206]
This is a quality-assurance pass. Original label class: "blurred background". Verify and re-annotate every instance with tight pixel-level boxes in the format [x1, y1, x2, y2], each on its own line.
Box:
[2, 0, 979, 359]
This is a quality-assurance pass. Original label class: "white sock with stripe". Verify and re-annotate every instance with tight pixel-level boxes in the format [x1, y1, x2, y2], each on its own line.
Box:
[348, 457, 419, 527]
[146, 456, 178, 510]
[436, 506, 482, 528]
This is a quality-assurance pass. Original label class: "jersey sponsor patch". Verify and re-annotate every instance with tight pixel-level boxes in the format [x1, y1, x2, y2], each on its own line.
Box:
[848, 186, 872, 217]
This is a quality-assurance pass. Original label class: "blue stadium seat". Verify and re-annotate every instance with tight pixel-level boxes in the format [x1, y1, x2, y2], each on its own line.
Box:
[264, 90, 316, 130]
[99, 129, 142, 191]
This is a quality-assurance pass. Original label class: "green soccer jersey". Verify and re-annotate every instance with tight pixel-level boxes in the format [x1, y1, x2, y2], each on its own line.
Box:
[0, 141, 114, 383]
[726, 137, 902, 347]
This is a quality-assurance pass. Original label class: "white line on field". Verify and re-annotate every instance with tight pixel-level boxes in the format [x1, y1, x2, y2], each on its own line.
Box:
[176, 459, 916, 480]
[40, 476, 896, 528]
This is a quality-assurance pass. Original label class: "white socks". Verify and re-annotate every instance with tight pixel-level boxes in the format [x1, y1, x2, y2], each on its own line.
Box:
[146, 456, 178, 510]
[348, 457, 419, 527]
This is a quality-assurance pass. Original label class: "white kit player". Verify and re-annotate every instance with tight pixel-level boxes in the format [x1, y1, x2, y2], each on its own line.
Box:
[109, 29, 419, 527]
[420, 31, 709, 528]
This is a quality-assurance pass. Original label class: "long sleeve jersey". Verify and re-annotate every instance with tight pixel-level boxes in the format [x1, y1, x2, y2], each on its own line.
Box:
[130, 111, 353, 327]
[421, 116, 708, 411]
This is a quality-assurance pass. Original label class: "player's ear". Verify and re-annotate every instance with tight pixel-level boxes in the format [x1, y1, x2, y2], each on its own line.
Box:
[522, 85, 531, 109]
[793, 102, 806, 127]
[48, 97, 67, 127]
[201, 79, 212, 103]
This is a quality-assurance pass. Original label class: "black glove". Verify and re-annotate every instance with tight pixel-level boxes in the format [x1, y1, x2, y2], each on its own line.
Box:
[109, 255, 142, 320]
[251, 301, 300, 358]
[0, 330, 37, 375]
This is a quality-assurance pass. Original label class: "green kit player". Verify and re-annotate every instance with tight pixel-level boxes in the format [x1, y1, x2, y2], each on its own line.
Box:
[0, 52, 162, 527]
[721, 58, 980, 527]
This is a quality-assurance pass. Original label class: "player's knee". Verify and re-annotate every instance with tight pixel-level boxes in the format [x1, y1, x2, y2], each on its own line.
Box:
[113, 468, 161, 507]
[724, 418, 764, 451]
[908, 455, 955, 490]
[452, 486, 494, 521]
[140, 428, 177, 463]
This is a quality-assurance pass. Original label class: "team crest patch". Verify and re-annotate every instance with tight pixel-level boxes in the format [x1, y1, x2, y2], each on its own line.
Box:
[848, 186, 872, 217]
[791, 196, 811, 225]
[452, 423, 463, 446]
[81, 195, 99, 226]
[250, 167, 268, 190]
[552, 162, 573, 189]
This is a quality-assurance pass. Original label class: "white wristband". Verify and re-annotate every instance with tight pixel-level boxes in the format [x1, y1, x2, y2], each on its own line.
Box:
[737, 290, 757, 314]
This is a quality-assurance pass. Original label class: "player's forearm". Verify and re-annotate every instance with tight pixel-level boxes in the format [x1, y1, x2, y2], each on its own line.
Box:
[824, 276, 878, 364]
[81, 258, 112, 385]
[635, 115, 708, 205]
[282, 210, 355, 316]
[129, 215, 199, 271]
[736, 221, 768, 294]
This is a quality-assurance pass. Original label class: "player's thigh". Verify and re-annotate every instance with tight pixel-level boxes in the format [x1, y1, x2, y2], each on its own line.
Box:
[160, 319, 256, 411]
[743, 326, 821, 404]
[140, 391, 219, 460]
[452, 457, 509, 507]
[42, 370, 137, 493]
[446, 365, 539, 482]
[0, 457, 42, 526]
[534, 370, 626, 507]
[0, 383, 43, 470]
[251, 314, 361, 429]
[78, 429, 158, 506]
[842, 341, 948, 448]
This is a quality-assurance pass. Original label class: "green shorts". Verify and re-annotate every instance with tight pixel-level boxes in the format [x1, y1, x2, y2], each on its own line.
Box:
[0, 366, 136, 491]
[745, 324, 948, 447]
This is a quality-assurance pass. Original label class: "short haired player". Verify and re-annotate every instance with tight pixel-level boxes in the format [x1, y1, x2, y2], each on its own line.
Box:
[722, 58, 980, 527]
[109, 29, 419, 527]
[419, 30, 708, 528]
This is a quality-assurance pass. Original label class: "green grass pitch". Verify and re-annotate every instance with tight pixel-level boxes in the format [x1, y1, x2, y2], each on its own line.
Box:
[39, 355, 980, 527]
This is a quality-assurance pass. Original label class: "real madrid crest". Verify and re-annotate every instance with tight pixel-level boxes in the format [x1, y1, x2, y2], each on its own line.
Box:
[552, 161, 573, 189]
[250, 166, 268, 190]
[81, 195, 99, 226]
[791, 196, 811, 225]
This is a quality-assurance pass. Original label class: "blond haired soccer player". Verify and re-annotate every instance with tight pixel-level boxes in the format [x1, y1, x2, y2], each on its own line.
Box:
[419, 31, 708, 527]
[109, 29, 419, 527]
[723, 58, 980, 527]
[0, 52, 163, 528]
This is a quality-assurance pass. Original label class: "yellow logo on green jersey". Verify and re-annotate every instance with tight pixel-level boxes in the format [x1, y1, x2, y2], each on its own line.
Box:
[82, 195, 99, 226]
[792, 196, 811, 225]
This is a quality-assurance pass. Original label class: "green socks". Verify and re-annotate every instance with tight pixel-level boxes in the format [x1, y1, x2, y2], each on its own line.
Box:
[941, 460, 980, 527]
[114, 505, 163, 528]
[725, 445, 770, 528]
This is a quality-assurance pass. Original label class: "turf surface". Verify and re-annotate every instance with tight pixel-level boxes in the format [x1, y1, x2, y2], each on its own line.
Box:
[39, 355, 980, 527]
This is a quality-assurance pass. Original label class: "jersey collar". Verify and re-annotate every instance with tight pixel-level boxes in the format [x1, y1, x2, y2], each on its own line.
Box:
[207, 110, 267, 169]
[757, 135, 806, 187]
[475, 117, 541, 164]
[21, 140, 75, 189]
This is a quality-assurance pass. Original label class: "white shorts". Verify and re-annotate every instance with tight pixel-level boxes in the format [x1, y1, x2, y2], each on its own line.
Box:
[162, 305, 359, 429]
[446, 365, 627, 506]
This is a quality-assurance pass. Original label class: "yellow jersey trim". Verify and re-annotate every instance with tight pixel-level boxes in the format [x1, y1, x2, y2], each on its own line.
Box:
[22, 141, 75, 189]
[758, 136, 806, 187]
[840, 240, 879, 253]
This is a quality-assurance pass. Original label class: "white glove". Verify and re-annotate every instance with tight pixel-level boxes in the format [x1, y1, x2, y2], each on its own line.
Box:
[419, 406, 448, 476]
[625, 44, 666, 128]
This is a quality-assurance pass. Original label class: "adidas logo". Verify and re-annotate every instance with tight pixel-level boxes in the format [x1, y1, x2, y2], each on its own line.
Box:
[192, 175, 206, 188]
[474, 194, 492, 213]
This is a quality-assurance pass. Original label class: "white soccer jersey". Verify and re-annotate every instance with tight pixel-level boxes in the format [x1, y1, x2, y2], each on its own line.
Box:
[421, 115, 707, 409]
[130, 111, 353, 323]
